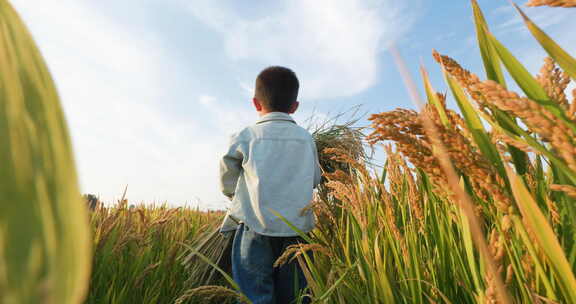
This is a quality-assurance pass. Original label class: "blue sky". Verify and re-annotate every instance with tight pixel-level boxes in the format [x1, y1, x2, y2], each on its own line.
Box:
[11, 0, 576, 209]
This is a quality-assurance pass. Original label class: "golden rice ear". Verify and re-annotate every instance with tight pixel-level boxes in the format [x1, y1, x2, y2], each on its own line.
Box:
[526, 0, 576, 7]
[0, 2, 91, 303]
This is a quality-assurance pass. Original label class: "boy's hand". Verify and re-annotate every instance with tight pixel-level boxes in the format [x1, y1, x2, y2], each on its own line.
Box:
[220, 133, 243, 200]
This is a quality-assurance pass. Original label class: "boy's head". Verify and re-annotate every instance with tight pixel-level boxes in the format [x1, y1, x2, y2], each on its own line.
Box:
[253, 66, 299, 114]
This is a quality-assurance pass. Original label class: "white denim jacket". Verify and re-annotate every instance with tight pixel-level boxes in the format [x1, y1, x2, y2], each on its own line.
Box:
[219, 112, 321, 236]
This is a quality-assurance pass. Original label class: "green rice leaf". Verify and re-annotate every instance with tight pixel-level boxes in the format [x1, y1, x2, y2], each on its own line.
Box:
[511, 216, 557, 301]
[269, 209, 314, 244]
[441, 69, 506, 179]
[421, 66, 451, 127]
[487, 33, 576, 135]
[0, 2, 91, 303]
[179, 243, 252, 304]
[314, 261, 359, 302]
[514, 4, 576, 80]
[479, 110, 576, 184]
[459, 202, 481, 293]
[179, 243, 241, 292]
[506, 165, 576, 303]
[471, 0, 507, 86]
[488, 109, 529, 175]
[470, 1, 532, 174]
[487, 33, 550, 103]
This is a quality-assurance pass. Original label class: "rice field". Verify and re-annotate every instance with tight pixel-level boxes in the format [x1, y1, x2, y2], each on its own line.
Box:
[2, 0, 576, 303]
[87, 201, 226, 303]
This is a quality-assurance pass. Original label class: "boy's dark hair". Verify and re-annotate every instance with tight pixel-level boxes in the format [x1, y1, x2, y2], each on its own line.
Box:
[255, 66, 299, 112]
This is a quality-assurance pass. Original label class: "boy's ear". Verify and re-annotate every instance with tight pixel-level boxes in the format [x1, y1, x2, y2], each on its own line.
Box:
[253, 98, 263, 112]
[288, 101, 299, 114]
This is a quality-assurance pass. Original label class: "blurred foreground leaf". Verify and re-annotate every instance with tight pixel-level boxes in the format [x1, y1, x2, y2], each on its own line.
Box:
[0, 1, 91, 303]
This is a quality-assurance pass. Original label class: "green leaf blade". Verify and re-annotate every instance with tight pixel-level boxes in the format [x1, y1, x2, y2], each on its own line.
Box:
[471, 0, 507, 86]
[0, 2, 92, 303]
[514, 4, 576, 80]
[507, 165, 576, 303]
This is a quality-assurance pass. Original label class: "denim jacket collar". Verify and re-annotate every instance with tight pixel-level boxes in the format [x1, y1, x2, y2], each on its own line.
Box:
[256, 112, 296, 125]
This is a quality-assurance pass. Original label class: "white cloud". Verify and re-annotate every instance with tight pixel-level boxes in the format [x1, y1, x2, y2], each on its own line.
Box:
[199, 95, 255, 135]
[186, 0, 414, 100]
[11, 0, 228, 208]
[7, 0, 405, 209]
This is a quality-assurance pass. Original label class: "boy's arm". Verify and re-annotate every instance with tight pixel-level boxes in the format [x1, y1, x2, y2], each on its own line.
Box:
[312, 140, 322, 188]
[219, 135, 243, 199]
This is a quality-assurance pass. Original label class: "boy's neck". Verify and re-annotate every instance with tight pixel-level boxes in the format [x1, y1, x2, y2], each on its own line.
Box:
[258, 110, 290, 117]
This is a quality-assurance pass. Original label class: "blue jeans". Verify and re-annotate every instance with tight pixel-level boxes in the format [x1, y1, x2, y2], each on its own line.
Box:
[232, 223, 310, 304]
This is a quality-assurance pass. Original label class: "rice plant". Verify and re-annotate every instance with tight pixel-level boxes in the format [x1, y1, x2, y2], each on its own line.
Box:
[285, 1, 576, 303]
[87, 201, 228, 304]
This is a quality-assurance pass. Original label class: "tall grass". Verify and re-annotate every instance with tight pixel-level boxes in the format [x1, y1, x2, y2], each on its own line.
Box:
[0, 1, 91, 303]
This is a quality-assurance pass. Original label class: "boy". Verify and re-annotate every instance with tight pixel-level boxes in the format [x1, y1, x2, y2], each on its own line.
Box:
[219, 66, 321, 304]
